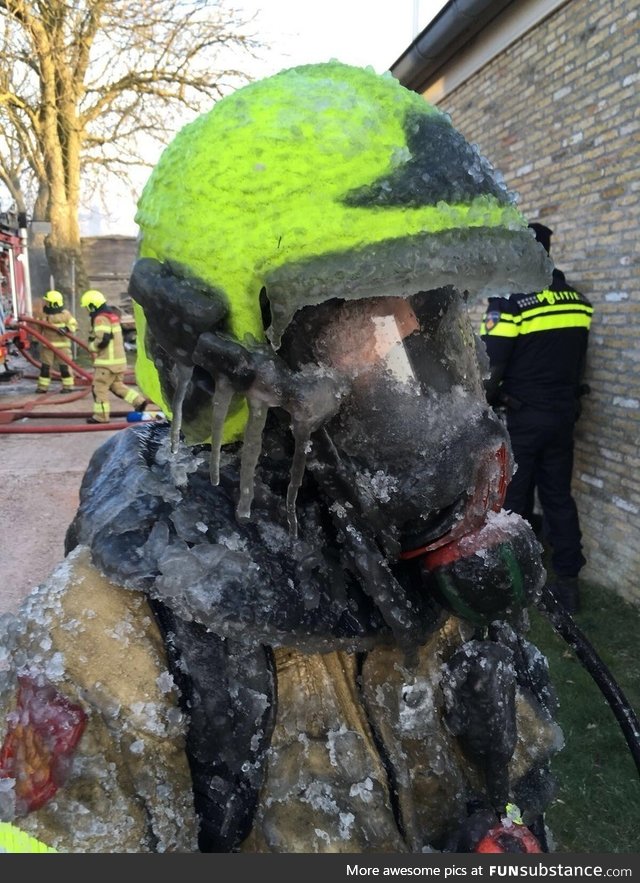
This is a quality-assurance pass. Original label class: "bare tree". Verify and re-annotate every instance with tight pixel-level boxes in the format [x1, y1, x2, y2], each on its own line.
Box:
[0, 0, 260, 295]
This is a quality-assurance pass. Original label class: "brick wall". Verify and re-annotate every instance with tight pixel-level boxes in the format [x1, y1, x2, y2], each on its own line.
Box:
[435, 0, 639, 602]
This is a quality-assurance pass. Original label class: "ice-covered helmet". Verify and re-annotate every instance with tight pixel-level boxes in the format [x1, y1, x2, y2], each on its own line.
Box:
[131, 61, 551, 448]
[43, 290, 63, 308]
[80, 289, 106, 312]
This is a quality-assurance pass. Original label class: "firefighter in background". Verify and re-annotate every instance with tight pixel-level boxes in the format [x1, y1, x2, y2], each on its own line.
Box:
[35, 290, 78, 394]
[480, 223, 594, 614]
[80, 288, 148, 423]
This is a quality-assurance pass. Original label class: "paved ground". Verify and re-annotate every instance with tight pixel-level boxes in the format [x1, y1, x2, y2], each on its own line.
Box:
[0, 355, 136, 615]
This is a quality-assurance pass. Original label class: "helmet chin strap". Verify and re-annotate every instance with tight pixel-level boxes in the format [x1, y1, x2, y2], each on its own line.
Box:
[304, 429, 433, 649]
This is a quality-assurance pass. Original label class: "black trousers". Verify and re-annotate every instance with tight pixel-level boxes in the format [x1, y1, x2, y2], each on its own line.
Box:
[504, 406, 586, 579]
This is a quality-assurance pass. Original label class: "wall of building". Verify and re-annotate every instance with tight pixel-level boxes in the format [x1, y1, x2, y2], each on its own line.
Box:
[431, 0, 639, 601]
[81, 235, 137, 311]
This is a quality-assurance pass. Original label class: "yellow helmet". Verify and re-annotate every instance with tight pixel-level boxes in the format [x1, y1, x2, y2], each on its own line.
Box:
[43, 290, 63, 308]
[133, 61, 551, 445]
[80, 289, 106, 312]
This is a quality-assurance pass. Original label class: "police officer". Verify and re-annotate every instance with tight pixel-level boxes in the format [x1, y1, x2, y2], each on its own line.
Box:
[480, 223, 593, 613]
[80, 289, 148, 423]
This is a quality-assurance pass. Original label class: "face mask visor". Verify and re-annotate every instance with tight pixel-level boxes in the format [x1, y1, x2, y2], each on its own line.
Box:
[293, 288, 484, 395]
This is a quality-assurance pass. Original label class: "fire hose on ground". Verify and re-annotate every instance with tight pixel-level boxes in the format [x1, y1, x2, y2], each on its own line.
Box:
[0, 317, 147, 433]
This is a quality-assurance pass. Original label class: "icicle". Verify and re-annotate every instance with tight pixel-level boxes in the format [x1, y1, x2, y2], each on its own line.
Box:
[328, 502, 424, 647]
[236, 397, 269, 523]
[193, 329, 346, 530]
[170, 363, 193, 454]
[286, 425, 311, 538]
[209, 376, 235, 485]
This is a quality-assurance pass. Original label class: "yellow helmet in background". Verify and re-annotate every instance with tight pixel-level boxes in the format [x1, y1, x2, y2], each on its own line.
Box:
[80, 289, 106, 312]
[43, 290, 64, 308]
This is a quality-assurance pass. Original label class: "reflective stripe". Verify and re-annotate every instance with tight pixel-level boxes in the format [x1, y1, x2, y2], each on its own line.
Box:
[482, 303, 592, 337]
[124, 389, 140, 405]
[519, 302, 593, 320]
[518, 312, 592, 334]
[95, 321, 122, 333]
[93, 355, 126, 367]
[0, 821, 57, 853]
[93, 400, 110, 420]
[481, 315, 519, 337]
[93, 315, 126, 367]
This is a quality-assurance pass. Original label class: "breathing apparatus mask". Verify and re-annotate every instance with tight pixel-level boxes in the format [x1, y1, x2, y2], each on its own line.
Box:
[278, 287, 511, 556]
[278, 287, 542, 630]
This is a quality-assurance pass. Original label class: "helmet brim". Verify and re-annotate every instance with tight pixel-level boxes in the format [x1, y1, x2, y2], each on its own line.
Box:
[264, 226, 551, 348]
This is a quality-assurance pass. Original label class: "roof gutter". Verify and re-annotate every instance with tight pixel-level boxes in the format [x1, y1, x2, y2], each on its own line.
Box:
[389, 0, 516, 93]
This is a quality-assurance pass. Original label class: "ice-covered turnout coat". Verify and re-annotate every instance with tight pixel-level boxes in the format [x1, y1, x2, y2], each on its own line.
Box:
[0, 422, 562, 853]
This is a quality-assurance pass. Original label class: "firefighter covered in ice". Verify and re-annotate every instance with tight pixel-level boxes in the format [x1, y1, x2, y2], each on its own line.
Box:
[0, 63, 562, 854]
[35, 290, 78, 394]
[80, 288, 148, 423]
[480, 223, 593, 613]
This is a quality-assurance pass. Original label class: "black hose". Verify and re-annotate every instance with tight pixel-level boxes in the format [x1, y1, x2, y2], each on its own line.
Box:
[536, 586, 640, 776]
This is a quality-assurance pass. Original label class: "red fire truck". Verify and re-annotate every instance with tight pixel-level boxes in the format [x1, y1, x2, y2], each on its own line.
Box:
[0, 210, 32, 378]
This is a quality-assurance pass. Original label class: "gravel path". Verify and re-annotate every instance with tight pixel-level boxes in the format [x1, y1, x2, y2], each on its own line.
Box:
[0, 358, 122, 615]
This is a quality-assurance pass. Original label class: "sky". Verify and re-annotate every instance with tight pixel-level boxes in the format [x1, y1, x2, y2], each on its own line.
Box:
[241, 0, 449, 78]
[82, 0, 449, 235]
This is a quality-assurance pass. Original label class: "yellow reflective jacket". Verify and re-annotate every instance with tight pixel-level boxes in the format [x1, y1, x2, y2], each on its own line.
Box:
[41, 307, 77, 350]
[89, 307, 127, 369]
